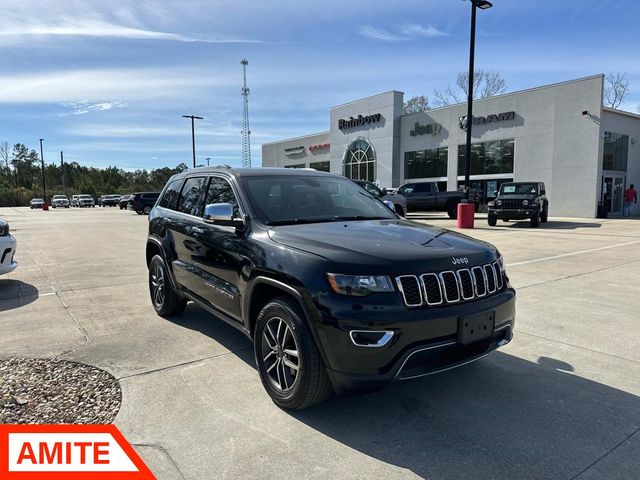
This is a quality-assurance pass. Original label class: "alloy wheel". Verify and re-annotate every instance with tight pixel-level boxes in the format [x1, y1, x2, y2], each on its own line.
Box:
[261, 317, 300, 392]
[150, 262, 165, 308]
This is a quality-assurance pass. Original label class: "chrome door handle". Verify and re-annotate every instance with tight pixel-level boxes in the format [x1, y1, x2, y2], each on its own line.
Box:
[191, 226, 204, 236]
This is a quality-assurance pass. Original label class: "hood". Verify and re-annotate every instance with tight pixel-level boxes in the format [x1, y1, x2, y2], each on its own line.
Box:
[267, 219, 497, 274]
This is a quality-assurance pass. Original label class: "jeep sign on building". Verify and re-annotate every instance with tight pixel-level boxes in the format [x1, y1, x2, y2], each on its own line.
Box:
[261, 75, 640, 218]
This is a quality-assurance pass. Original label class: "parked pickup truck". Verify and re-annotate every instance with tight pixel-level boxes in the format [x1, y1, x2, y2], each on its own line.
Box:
[396, 182, 477, 219]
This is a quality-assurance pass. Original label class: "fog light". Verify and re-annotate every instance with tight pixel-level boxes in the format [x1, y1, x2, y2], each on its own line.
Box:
[349, 330, 394, 347]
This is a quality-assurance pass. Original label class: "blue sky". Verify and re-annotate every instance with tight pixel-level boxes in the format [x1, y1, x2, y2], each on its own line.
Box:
[1, 0, 639, 170]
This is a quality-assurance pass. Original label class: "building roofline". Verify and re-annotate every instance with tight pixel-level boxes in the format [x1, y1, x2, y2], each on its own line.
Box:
[405, 74, 605, 116]
[602, 106, 640, 120]
[331, 90, 404, 109]
[262, 131, 330, 147]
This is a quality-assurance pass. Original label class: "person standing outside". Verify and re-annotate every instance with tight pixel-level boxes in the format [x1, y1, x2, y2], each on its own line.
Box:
[623, 184, 637, 217]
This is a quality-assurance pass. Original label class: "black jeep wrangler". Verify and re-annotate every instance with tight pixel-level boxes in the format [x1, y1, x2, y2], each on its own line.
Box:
[146, 168, 516, 409]
[488, 182, 549, 228]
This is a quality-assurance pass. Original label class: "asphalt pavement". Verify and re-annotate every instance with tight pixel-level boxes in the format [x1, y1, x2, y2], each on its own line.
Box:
[1, 206, 639, 479]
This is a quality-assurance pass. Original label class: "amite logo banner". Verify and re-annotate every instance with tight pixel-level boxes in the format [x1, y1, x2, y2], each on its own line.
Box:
[0, 424, 156, 479]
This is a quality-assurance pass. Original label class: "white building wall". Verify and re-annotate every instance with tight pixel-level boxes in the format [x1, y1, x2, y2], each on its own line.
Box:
[329, 91, 403, 187]
[261, 132, 330, 169]
[400, 75, 605, 217]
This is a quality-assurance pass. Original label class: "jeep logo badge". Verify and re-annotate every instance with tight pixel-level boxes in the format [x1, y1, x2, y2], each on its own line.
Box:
[452, 257, 469, 265]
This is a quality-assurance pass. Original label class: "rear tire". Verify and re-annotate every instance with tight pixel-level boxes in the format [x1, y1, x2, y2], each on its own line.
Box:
[149, 255, 187, 317]
[254, 298, 332, 410]
[447, 202, 458, 219]
[143, 206, 151, 215]
[488, 215, 497, 226]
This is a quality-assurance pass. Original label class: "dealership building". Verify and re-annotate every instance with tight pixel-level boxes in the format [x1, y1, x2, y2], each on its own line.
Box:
[261, 75, 640, 218]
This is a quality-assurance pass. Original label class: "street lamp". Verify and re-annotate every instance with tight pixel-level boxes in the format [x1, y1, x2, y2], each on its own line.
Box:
[39, 138, 46, 201]
[206, 157, 212, 167]
[458, 0, 493, 229]
[182, 115, 204, 168]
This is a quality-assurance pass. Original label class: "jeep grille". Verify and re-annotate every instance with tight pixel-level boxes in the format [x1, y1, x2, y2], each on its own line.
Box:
[396, 262, 504, 308]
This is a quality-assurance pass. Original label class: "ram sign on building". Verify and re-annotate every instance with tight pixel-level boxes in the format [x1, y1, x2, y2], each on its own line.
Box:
[261, 75, 640, 218]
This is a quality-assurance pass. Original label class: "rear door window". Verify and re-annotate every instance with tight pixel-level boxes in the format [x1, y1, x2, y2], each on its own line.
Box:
[159, 180, 183, 210]
[178, 177, 206, 217]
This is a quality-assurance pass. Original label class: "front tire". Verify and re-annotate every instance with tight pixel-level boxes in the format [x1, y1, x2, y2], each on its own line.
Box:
[149, 255, 187, 316]
[447, 202, 458, 219]
[395, 205, 405, 217]
[531, 213, 540, 228]
[488, 214, 497, 226]
[143, 206, 151, 215]
[254, 298, 332, 410]
[540, 208, 548, 223]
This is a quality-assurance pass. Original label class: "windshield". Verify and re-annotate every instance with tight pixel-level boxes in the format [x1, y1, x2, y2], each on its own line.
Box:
[32, 198, 43, 202]
[241, 175, 396, 225]
[79, 195, 92, 199]
[53, 196, 66, 199]
[500, 183, 538, 195]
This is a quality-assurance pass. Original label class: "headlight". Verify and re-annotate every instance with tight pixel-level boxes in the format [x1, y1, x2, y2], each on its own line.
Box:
[487, 201, 495, 207]
[327, 274, 394, 296]
[495, 199, 502, 206]
[522, 199, 529, 206]
[0, 223, 8, 236]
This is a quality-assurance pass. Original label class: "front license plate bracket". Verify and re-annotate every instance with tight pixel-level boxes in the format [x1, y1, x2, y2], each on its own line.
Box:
[458, 311, 495, 345]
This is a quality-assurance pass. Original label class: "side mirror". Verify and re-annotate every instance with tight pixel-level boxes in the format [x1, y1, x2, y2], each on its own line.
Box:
[493, 191, 498, 197]
[381, 188, 388, 196]
[203, 203, 244, 227]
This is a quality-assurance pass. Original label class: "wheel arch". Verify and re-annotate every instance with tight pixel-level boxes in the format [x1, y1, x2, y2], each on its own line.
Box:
[246, 276, 332, 374]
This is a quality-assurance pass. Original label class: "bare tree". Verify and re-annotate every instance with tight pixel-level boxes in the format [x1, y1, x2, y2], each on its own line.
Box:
[403, 95, 430, 114]
[433, 69, 507, 106]
[604, 72, 630, 109]
[0, 141, 8, 169]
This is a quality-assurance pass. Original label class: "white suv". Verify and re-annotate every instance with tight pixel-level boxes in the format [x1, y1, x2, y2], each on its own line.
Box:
[0, 219, 17, 275]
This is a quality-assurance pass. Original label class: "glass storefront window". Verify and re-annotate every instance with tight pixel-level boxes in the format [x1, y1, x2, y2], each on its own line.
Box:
[603, 132, 628, 172]
[310, 161, 330, 172]
[404, 147, 448, 179]
[343, 138, 375, 181]
[457, 139, 515, 176]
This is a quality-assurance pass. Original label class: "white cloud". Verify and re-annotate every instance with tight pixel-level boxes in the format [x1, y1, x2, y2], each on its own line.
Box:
[358, 23, 448, 41]
[0, 18, 260, 44]
[401, 23, 448, 38]
[357, 26, 406, 42]
[0, 68, 234, 103]
[60, 101, 127, 116]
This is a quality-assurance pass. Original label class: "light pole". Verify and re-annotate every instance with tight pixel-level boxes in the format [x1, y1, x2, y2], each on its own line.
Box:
[39, 138, 46, 201]
[206, 157, 211, 167]
[458, 0, 493, 229]
[182, 115, 204, 168]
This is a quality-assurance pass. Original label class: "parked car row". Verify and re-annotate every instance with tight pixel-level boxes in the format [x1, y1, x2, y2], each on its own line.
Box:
[26, 192, 162, 215]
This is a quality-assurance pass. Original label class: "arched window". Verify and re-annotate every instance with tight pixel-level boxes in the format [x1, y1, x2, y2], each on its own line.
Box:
[343, 138, 375, 181]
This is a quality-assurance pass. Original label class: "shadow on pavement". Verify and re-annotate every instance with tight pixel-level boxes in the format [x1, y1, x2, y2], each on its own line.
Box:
[0, 280, 39, 312]
[507, 220, 602, 230]
[289, 352, 640, 479]
[164, 302, 253, 364]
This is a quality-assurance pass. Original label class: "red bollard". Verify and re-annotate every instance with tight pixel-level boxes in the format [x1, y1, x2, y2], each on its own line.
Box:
[43, 202, 49, 211]
[457, 202, 475, 229]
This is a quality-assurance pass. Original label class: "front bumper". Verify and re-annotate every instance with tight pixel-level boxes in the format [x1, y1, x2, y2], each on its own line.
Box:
[313, 288, 516, 393]
[488, 208, 538, 220]
[0, 235, 17, 275]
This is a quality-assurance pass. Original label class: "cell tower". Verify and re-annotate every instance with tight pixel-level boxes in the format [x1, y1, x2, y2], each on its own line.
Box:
[240, 58, 251, 168]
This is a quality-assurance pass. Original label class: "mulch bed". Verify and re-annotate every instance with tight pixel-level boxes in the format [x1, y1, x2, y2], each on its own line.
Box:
[0, 358, 121, 424]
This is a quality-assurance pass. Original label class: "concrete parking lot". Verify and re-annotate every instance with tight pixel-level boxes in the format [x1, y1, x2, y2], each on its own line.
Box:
[1, 206, 639, 479]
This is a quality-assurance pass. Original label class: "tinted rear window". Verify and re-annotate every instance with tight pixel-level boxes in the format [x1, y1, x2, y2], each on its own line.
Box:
[177, 178, 205, 217]
[159, 180, 183, 210]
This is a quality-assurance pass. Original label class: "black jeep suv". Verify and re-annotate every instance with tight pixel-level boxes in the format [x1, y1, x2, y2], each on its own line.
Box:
[146, 168, 516, 409]
[130, 192, 160, 215]
[488, 182, 549, 228]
